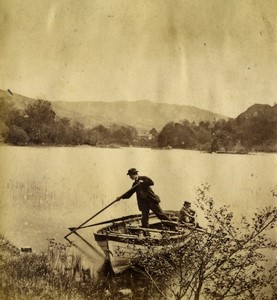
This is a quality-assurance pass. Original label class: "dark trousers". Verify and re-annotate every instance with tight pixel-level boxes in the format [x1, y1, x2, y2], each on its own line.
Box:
[140, 200, 170, 228]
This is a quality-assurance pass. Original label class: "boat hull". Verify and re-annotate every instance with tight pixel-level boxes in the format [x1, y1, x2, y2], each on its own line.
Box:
[94, 211, 196, 273]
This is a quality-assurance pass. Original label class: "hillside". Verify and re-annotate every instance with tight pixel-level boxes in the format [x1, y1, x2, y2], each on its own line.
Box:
[0, 89, 32, 109]
[1, 89, 276, 151]
[51, 100, 227, 131]
[237, 103, 277, 121]
[0, 89, 227, 131]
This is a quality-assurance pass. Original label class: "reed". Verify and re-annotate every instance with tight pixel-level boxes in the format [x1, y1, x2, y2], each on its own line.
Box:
[0, 237, 95, 299]
[0, 236, 138, 299]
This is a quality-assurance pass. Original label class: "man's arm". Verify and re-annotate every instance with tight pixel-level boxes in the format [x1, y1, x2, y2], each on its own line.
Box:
[120, 188, 136, 199]
[117, 181, 140, 201]
[184, 209, 196, 218]
[116, 177, 152, 201]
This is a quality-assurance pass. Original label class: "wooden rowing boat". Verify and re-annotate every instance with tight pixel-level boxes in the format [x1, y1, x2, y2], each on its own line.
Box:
[94, 210, 203, 274]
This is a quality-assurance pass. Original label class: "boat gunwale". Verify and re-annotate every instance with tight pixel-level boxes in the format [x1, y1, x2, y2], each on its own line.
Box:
[93, 211, 200, 246]
[94, 210, 179, 234]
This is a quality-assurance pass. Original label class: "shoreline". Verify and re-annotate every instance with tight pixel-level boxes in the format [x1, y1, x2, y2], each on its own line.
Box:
[0, 142, 276, 154]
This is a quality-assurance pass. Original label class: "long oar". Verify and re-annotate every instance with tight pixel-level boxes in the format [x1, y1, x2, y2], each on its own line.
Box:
[68, 213, 142, 231]
[64, 182, 139, 242]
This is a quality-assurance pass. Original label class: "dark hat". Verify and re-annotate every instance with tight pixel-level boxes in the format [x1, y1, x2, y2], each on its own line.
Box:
[183, 201, 191, 206]
[127, 168, 139, 175]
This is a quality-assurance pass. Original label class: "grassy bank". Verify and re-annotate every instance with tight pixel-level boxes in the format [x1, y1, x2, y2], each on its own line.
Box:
[0, 236, 157, 300]
[0, 236, 87, 299]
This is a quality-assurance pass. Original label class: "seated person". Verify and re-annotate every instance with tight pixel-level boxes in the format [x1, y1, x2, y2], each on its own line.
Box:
[178, 201, 197, 227]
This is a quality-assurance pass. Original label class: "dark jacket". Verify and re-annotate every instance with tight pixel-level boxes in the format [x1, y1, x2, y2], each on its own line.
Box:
[121, 176, 160, 211]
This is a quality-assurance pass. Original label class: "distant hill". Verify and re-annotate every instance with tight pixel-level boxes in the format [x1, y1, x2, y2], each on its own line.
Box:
[237, 103, 277, 122]
[0, 89, 34, 109]
[0, 89, 227, 131]
[232, 103, 277, 151]
[1, 89, 276, 151]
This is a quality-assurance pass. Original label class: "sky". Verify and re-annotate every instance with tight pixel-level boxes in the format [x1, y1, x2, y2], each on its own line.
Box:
[0, 0, 276, 117]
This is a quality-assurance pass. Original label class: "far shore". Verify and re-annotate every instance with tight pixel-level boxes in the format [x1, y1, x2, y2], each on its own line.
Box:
[0, 141, 276, 154]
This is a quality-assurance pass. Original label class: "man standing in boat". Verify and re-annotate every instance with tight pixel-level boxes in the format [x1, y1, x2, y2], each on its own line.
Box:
[116, 168, 170, 228]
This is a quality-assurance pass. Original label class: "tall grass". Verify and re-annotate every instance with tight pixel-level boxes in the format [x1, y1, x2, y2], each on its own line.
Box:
[0, 237, 99, 299]
[0, 236, 153, 300]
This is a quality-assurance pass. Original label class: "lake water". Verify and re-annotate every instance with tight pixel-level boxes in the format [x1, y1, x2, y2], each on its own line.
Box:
[0, 145, 276, 256]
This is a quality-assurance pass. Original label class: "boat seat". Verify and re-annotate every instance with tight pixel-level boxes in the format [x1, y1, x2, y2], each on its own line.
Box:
[161, 220, 178, 226]
[126, 226, 178, 235]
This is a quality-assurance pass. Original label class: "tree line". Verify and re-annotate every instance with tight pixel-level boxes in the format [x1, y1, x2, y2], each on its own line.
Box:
[1, 99, 138, 146]
[158, 105, 277, 152]
[1, 99, 276, 152]
[158, 115, 277, 153]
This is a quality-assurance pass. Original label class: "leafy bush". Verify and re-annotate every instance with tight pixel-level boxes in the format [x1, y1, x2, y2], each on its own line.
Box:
[5, 125, 30, 145]
[128, 185, 277, 300]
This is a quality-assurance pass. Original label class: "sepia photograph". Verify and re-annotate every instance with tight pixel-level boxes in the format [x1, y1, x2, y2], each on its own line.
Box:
[0, 1, 277, 299]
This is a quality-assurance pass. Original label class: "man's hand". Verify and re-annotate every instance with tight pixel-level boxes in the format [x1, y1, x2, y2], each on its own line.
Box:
[115, 196, 122, 202]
